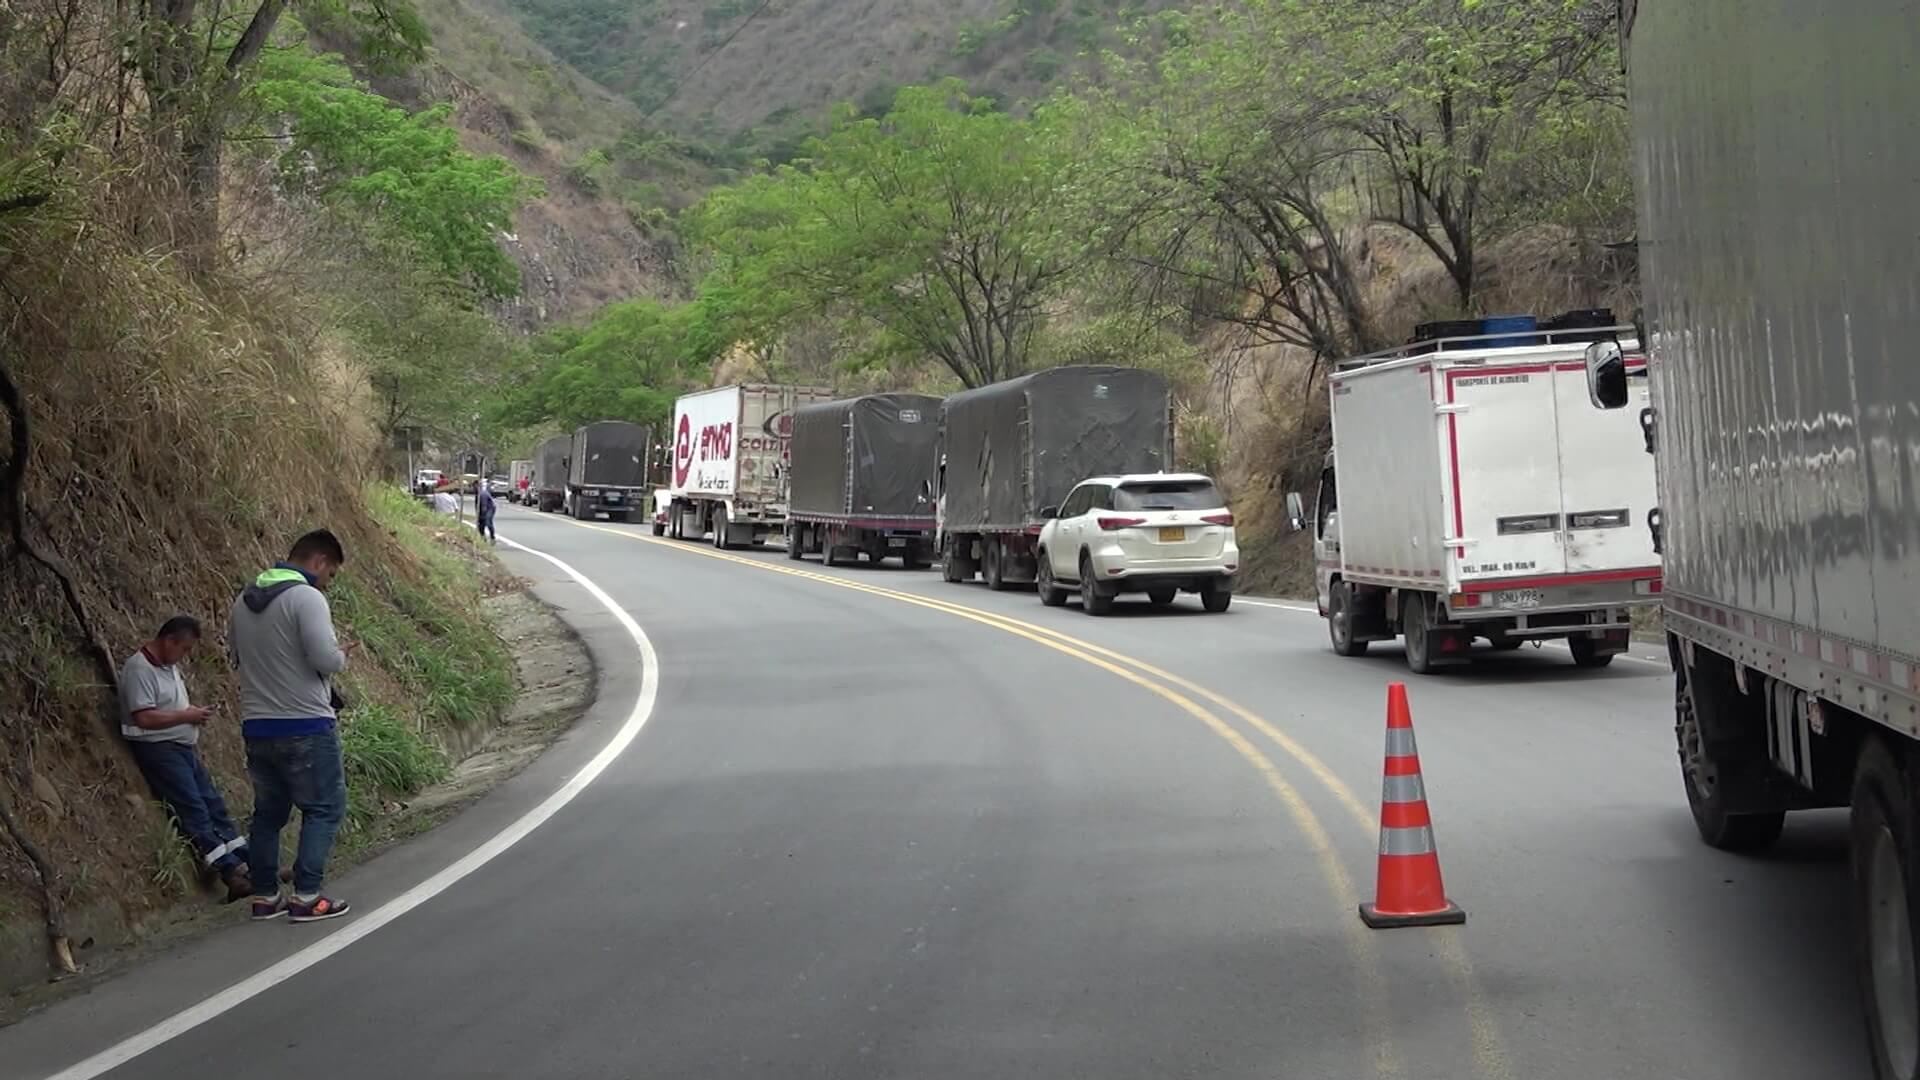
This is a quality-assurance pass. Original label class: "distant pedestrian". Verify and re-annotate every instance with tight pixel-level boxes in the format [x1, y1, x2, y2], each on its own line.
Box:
[121, 616, 251, 903]
[230, 529, 355, 923]
[476, 479, 497, 543]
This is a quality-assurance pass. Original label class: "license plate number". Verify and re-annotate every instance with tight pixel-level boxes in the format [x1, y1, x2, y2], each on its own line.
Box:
[888, 538, 906, 547]
[1158, 526, 1186, 542]
[1496, 588, 1543, 609]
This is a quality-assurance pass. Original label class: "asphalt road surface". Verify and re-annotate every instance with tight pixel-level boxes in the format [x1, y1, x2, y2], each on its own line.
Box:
[3, 505, 1869, 1078]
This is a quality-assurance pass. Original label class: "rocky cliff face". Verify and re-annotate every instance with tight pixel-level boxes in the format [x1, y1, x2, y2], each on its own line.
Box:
[370, 60, 679, 333]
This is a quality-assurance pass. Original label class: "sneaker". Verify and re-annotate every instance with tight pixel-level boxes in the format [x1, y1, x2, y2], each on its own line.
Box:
[287, 895, 351, 923]
[250, 894, 288, 921]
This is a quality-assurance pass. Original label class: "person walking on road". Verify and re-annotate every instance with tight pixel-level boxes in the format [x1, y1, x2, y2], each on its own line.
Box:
[121, 615, 251, 903]
[231, 529, 355, 923]
[475, 477, 497, 544]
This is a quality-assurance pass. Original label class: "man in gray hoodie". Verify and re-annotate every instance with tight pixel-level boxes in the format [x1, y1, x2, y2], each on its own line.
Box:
[231, 529, 355, 923]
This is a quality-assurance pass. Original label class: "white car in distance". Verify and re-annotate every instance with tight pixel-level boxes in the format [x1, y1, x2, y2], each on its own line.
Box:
[1035, 473, 1238, 614]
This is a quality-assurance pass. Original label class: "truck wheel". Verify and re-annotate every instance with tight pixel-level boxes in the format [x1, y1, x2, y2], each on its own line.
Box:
[1200, 578, 1231, 613]
[713, 511, 731, 550]
[1402, 592, 1439, 675]
[1569, 634, 1615, 668]
[1036, 553, 1068, 606]
[1487, 634, 1522, 651]
[1855, 738, 1920, 1080]
[652, 519, 666, 537]
[983, 539, 1008, 591]
[1148, 587, 1177, 607]
[1328, 580, 1369, 656]
[901, 547, 927, 571]
[786, 525, 805, 560]
[1675, 665, 1786, 852]
[1079, 555, 1113, 615]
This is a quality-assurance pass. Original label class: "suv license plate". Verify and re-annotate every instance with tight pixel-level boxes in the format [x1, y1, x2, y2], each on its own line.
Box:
[1158, 526, 1186, 542]
[1496, 588, 1543, 609]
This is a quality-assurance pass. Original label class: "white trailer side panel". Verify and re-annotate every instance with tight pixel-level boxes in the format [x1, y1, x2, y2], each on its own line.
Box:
[1330, 361, 1447, 585]
[735, 384, 834, 509]
[671, 386, 743, 499]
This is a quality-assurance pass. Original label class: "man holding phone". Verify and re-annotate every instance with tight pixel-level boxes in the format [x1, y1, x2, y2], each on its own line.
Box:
[230, 529, 356, 923]
[121, 615, 251, 902]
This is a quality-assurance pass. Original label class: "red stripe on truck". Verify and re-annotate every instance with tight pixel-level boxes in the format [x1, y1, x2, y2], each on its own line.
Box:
[1458, 567, 1662, 594]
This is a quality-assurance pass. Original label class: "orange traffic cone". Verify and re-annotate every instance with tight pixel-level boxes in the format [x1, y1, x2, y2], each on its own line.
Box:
[1359, 682, 1466, 928]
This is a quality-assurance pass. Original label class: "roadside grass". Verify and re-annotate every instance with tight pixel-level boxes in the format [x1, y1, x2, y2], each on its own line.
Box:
[323, 485, 514, 847]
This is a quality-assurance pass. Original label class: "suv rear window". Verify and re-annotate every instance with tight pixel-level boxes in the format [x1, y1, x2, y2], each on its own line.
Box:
[1112, 480, 1223, 511]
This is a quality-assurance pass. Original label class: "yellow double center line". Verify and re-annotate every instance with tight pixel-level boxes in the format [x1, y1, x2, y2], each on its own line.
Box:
[553, 516, 1508, 1079]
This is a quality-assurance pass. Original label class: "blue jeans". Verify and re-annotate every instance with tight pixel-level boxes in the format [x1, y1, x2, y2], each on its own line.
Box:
[478, 508, 496, 541]
[127, 740, 246, 873]
[246, 730, 347, 897]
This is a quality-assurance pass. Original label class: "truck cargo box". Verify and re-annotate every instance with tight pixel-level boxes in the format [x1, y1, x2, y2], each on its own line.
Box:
[789, 393, 941, 523]
[568, 421, 649, 490]
[939, 366, 1172, 533]
[1327, 336, 1659, 607]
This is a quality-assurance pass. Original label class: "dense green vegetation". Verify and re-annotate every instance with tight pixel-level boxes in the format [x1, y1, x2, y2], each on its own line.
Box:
[500, 0, 1630, 433]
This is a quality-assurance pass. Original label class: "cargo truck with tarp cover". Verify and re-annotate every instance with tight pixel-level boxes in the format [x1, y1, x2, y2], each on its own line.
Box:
[532, 435, 569, 513]
[937, 366, 1173, 589]
[785, 393, 941, 568]
[566, 420, 650, 522]
[1290, 311, 1662, 675]
[668, 384, 834, 548]
[1588, 5, 1920, 1071]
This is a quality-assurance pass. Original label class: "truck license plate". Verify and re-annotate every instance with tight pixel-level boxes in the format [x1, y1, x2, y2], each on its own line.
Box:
[888, 537, 906, 547]
[1496, 588, 1543, 609]
[1158, 526, 1186, 542]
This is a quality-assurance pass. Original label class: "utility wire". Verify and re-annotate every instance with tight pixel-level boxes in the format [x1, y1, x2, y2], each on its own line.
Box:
[642, 0, 777, 121]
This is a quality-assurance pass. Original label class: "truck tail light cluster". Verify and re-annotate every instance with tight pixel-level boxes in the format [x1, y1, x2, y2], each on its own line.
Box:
[1097, 516, 1147, 531]
[1449, 593, 1482, 609]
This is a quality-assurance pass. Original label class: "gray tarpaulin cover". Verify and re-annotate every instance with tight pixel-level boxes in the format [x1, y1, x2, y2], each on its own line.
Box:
[568, 421, 649, 488]
[789, 393, 942, 518]
[940, 366, 1171, 531]
[534, 434, 570, 493]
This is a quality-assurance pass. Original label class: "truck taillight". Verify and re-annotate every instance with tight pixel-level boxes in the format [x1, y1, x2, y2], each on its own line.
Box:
[1098, 516, 1147, 531]
[1449, 593, 1481, 609]
[1635, 577, 1663, 596]
[1202, 511, 1235, 526]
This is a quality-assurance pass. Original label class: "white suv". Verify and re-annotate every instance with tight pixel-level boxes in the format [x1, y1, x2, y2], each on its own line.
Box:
[1035, 473, 1238, 614]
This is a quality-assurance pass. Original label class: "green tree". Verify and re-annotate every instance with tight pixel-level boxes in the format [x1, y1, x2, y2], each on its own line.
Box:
[244, 44, 539, 297]
[132, 0, 428, 266]
[495, 298, 717, 433]
[694, 81, 1085, 388]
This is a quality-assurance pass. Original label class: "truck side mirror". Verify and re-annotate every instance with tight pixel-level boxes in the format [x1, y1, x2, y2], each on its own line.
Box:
[1285, 492, 1306, 532]
[1039, 506, 1060, 520]
[1585, 341, 1629, 409]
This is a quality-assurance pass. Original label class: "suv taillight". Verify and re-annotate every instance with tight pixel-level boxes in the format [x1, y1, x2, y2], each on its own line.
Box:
[1202, 511, 1234, 526]
[1097, 516, 1147, 531]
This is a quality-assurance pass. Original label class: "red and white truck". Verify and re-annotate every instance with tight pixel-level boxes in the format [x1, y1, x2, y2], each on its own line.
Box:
[667, 384, 833, 549]
[1291, 313, 1662, 673]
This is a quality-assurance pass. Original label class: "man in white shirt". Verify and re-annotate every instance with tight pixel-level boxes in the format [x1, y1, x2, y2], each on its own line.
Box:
[121, 615, 250, 902]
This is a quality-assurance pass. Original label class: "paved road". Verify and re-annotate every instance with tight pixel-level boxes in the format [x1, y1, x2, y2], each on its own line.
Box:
[3, 505, 1868, 1078]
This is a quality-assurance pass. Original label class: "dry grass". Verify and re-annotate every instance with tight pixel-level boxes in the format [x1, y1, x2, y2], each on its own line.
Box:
[0, 140, 514, 950]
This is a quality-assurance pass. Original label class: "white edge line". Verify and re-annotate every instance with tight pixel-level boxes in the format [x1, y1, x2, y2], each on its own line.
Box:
[44, 534, 660, 1080]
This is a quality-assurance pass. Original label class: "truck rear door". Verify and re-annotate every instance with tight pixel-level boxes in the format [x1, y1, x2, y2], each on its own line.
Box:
[1550, 363, 1660, 576]
[1443, 361, 1570, 584]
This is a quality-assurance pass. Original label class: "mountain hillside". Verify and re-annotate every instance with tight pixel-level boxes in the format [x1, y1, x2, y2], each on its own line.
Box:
[501, 0, 1173, 144]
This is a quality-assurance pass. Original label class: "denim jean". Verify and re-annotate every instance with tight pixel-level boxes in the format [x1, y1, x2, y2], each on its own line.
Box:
[127, 740, 246, 873]
[245, 729, 346, 897]
[478, 508, 496, 541]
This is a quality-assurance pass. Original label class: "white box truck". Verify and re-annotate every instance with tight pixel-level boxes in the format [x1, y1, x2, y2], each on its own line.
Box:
[1291, 313, 1661, 674]
[1600, 5, 1920, 1072]
[507, 459, 533, 504]
[668, 384, 833, 549]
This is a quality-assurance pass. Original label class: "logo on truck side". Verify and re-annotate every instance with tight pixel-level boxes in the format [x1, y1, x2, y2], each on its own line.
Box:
[675, 411, 737, 488]
[674, 413, 694, 487]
